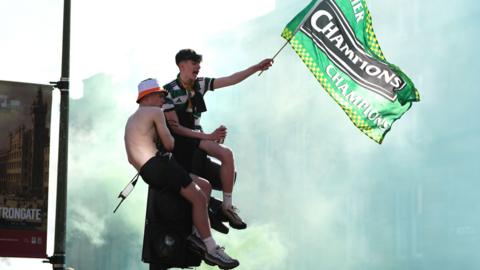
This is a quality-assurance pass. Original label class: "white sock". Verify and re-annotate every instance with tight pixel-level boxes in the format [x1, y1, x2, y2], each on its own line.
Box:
[223, 192, 232, 209]
[203, 236, 217, 252]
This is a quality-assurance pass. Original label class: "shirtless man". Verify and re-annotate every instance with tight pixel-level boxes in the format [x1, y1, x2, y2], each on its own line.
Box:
[124, 78, 239, 269]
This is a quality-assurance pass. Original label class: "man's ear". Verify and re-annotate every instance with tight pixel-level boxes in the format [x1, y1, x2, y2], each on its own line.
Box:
[177, 62, 184, 70]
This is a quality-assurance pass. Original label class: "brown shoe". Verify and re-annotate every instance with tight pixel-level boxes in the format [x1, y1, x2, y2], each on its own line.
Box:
[222, 206, 247, 230]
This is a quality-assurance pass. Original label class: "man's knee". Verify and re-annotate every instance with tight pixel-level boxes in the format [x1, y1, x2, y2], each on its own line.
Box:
[191, 174, 212, 195]
[218, 146, 234, 163]
[198, 179, 212, 197]
[200, 141, 234, 162]
[205, 181, 212, 195]
[182, 183, 208, 206]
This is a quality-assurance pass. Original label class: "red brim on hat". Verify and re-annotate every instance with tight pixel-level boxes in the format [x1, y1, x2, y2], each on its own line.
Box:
[136, 87, 167, 103]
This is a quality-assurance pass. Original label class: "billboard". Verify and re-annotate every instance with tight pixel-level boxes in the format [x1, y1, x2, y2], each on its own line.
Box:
[0, 80, 53, 258]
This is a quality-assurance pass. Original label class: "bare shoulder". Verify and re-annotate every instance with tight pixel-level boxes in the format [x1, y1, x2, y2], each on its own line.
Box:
[137, 106, 164, 116]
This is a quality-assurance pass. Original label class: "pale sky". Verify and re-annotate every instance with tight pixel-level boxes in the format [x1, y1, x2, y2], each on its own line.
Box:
[1, 0, 276, 269]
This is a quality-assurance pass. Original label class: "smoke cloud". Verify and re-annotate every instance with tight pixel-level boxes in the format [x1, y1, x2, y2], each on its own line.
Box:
[54, 0, 480, 270]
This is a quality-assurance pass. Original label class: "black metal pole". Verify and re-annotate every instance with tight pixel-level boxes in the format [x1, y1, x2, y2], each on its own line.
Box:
[50, 0, 70, 269]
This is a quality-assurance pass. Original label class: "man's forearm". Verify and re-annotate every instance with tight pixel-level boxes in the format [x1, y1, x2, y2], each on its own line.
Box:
[226, 65, 258, 85]
[167, 119, 208, 140]
[214, 58, 274, 89]
[214, 65, 259, 89]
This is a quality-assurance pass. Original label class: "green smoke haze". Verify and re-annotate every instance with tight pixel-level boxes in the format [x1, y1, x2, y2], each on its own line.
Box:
[2, 0, 480, 269]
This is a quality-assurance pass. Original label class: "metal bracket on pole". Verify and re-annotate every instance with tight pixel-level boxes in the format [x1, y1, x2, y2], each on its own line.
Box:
[50, 78, 70, 92]
[43, 254, 65, 269]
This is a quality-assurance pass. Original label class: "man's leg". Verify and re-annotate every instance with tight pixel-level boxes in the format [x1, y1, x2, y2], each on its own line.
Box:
[179, 181, 210, 239]
[140, 156, 237, 267]
[190, 148, 230, 233]
[179, 180, 239, 269]
[199, 140, 246, 229]
[199, 140, 234, 194]
[188, 174, 227, 233]
[190, 174, 212, 200]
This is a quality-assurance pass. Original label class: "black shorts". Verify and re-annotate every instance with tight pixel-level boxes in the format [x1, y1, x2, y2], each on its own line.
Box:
[139, 153, 192, 193]
[172, 136, 201, 172]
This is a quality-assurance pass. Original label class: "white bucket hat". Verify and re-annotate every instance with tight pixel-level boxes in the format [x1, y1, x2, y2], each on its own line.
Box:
[137, 78, 167, 103]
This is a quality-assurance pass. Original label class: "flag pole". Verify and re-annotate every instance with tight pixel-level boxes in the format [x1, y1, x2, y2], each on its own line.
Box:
[258, 40, 289, 76]
[270, 40, 290, 60]
[258, 0, 325, 76]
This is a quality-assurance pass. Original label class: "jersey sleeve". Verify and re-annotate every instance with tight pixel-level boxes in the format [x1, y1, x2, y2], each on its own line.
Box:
[205, 77, 215, 91]
[162, 86, 176, 112]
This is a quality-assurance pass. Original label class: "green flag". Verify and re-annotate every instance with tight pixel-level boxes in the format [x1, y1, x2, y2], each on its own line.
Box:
[282, 0, 420, 143]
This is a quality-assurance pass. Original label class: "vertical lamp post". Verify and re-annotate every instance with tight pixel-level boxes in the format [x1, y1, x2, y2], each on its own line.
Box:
[47, 0, 71, 269]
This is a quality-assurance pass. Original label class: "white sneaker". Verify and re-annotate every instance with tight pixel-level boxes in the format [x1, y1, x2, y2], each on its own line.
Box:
[204, 245, 239, 269]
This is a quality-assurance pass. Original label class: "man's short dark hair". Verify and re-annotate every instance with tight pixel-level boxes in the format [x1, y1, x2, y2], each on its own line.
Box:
[175, 49, 202, 65]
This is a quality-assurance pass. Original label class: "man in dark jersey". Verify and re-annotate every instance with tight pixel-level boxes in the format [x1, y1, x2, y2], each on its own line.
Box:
[125, 78, 239, 269]
[162, 49, 273, 230]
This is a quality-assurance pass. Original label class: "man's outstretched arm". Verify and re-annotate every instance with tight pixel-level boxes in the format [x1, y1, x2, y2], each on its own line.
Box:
[213, 58, 273, 90]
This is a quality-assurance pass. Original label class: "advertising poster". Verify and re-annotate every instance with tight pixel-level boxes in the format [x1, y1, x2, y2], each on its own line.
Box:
[0, 80, 52, 258]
